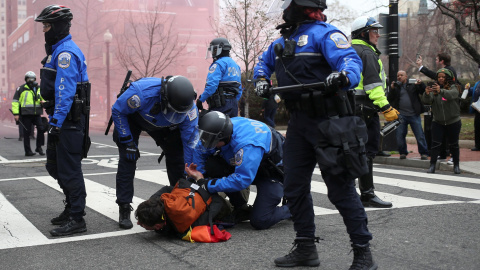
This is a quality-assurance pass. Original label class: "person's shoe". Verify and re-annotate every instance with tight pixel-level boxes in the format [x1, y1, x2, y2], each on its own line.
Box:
[119, 204, 134, 229]
[274, 237, 320, 267]
[360, 192, 392, 208]
[447, 158, 453, 165]
[427, 164, 436, 174]
[421, 155, 428, 160]
[50, 218, 87, 237]
[349, 243, 378, 270]
[438, 156, 446, 160]
[25, 151, 36, 156]
[376, 151, 391, 157]
[51, 201, 71, 225]
[471, 147, 480, 151]
[35, 147, 45, 156]
[453, 165, 461, 174]
[399, 154, 406, 159]
[233, 204, 253, 223]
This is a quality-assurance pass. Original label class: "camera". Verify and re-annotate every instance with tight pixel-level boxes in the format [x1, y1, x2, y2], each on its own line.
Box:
[408, 78, 417, 84]
[394, 81, 402, 88]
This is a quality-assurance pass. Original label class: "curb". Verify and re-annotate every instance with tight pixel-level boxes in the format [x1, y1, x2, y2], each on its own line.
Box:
[373, 156, 475, 174]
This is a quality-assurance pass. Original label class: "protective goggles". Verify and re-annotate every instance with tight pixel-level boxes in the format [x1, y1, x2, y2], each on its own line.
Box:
[205, 44, 222, 59]
[197, 128, 222, 150]
[162, 102, 189, 125]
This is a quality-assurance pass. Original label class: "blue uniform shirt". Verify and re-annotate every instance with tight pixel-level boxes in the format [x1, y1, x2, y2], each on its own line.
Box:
[43, 34, 89, 127]
[112, 77, 199, 164]
[200, 56, 243, 102]
[254, 21, 362, 96]
[193, 117, 274, 193]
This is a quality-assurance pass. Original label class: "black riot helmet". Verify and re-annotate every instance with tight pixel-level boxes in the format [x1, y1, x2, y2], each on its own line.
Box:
[35, 5, 73, 23]
[282, 0, 327, 10]
[206, 37, 231, 59]
[197, 111, 233, 150]
[161, 76, 196, 124]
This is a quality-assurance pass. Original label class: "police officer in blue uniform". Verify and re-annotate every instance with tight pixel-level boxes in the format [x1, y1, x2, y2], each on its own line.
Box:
[112, 75, 198, 229]
[253, 1, 377, 269]
[197, 38, 242, 117]
[35, 5, 90, 237]
[185, 111, 291, 230]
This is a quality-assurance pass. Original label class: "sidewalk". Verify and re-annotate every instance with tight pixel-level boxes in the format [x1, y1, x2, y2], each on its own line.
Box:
[275, 126, 480, 176]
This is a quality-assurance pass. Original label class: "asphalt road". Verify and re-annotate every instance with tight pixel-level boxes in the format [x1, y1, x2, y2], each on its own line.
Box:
[1, 124, 480, 270]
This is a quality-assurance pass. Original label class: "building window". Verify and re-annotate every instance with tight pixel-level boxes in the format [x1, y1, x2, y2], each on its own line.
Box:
[187, 66, 198, 79]
[17, 37, 23, 48]
[23, 31, 29, 43]
[13, 41, 17, 52]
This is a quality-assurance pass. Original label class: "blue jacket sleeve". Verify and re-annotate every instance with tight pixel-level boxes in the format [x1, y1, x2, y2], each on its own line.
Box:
[321, 31, 362, 89]
[206, 145, 264, 193]
[253, 42, 276, 80]
[179, 106, 199, 165]
[200, 62, 224, 102]
[111, 84, 142, 142]
[51, 52, 80, 127]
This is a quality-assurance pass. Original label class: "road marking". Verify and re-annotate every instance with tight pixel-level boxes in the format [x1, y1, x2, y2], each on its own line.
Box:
[0, 191, 49, 249]
[372, 167, 480, 184]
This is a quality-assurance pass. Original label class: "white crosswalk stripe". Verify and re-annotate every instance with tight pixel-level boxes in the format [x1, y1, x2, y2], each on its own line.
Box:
[1, 168, 479, 250]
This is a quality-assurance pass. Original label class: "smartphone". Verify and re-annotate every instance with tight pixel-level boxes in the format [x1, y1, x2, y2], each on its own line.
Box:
[427, 81, 435, 87]
[408, 78, 417, 84]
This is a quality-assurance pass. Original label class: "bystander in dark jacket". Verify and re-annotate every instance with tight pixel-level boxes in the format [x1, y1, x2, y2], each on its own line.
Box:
[388, 70, 428, 159]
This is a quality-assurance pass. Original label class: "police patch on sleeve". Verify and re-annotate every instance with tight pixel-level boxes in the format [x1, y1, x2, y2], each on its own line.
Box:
[58, 52, 72, 69]
[209, 64, 217, 73]
[187, 108, 198, 121]
[127, 95, 141, 109]
[235, 149, 244, 166]
[330, 32, 351, 49]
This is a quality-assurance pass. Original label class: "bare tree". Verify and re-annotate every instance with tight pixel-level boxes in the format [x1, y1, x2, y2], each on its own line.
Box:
[115, 4, 189, 79]
[325, 0, 360, 34]
[430, 0, 480, 65]
[210, 0, 281, 117]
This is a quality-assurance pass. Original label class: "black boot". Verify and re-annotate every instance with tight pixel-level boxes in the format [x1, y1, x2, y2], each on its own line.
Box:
[274, 237, 320, 267]
[25, 151, 36, 156]
[51, 201, 71, 225]
[427, 163, 436, 174]
[119, 204, 134, 229]
[50, 217, 87, 237]
[35, 147, 45, 156]
[349, 243, 378, 270]
[453, 165, 461, 174]
[360, 189, 392, 208]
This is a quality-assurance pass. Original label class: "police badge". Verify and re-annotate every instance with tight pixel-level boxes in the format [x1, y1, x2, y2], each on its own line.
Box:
[58, 52, 71, 69]
[298, 35, 308, 47]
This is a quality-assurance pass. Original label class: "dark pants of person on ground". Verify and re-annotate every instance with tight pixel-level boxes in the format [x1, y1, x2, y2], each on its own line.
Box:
[429, 120, 461, 166]
[21, 115, 45, 153]
[283, 111, 372, 244]
[45, 117, 87, 220]
[209, 97, 238, 118]
[113, 116, 185, 206]
[396, 114, 429, 156]
[474, 111, 480, 149]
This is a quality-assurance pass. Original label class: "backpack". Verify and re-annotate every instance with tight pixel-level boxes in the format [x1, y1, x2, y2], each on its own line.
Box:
[161, 178, 212, 233]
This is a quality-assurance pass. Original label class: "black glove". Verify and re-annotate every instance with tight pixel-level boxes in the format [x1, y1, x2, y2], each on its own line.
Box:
[196, 99, 204, 110]
[325, 70, 349, 95]
[124, 141, 139, 162]
[48, 125, 61, 136]
[254, 78, 271, 98]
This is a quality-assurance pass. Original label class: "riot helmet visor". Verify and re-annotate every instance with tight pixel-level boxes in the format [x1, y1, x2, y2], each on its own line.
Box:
[162, 101, 189, 124]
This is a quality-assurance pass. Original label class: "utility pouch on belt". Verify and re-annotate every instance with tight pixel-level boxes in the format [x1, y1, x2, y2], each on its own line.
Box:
[68, 94, 83, 122]
[206, 88, 226, 108]
[315, 116, 368, 179]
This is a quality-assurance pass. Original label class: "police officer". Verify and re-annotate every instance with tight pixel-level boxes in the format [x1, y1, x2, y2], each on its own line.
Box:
[253, 1, 377, 268]
[351, 16, 399, 208]
[35, 5, 90, 236]
[197, 37, 243, 117]
[11, 71, 45, 156]
[112, 75, 198, 229]
[185, 111, 291, 230]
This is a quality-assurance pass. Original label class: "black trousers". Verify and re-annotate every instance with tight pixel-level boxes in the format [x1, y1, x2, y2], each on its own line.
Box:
[429, 120, 461, 166]
[21, 115, 45, 153]
[474, 111, 480, 148]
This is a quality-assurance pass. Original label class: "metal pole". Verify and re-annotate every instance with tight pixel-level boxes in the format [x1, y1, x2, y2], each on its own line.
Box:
[388, 0, 399, 85]
[106, 41, 111, 122]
